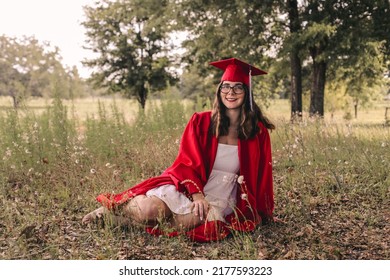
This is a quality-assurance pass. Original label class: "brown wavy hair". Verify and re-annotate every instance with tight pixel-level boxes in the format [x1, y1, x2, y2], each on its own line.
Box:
[210, 82, 275, 140]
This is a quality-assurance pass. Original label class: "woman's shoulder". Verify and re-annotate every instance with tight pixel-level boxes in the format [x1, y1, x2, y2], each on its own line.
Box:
[256, 121, 271, 137]
[193, 110, 212, 118]
[187, 111, 212, 131]
[190, 111, 212, 122]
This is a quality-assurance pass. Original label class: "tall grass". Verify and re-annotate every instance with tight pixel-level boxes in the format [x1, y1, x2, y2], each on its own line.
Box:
[0, 96, 388, 260]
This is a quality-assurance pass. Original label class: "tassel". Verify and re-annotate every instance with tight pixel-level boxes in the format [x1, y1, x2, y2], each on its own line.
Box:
[249, 68, 254, 111]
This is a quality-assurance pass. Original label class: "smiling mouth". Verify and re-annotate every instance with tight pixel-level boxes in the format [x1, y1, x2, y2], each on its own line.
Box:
[225, 98, 237, 102]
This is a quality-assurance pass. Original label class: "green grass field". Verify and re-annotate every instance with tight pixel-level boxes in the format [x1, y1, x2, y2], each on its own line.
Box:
[0, 95, 389, 259]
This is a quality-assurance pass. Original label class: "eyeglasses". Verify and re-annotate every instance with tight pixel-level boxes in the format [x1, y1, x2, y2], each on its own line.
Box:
[220, 84, 245, 95]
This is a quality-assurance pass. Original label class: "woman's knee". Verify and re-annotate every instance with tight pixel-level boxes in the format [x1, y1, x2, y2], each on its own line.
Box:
[126, 196, 170, 222]
[173, 213, 202, 230]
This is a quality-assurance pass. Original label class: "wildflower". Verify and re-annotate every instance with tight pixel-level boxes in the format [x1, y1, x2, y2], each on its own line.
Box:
[308, 161, 312, 166]
[90, 168, 96, 174]
[75, 159, 79, 164]
[237, 175, 244, 184]
[113, 170, 120, 176]
[381, 142, 386, 147]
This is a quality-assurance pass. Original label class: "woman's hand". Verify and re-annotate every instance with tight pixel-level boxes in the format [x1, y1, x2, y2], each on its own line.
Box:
[191, 193, 209, 221]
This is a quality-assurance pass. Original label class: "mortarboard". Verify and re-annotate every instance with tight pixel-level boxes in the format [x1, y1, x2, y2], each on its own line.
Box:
[210, 58, 267, 111]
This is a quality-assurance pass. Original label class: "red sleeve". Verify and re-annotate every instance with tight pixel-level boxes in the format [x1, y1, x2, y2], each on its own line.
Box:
[256, 125, 274, 220]
[166, 113, 209, 196]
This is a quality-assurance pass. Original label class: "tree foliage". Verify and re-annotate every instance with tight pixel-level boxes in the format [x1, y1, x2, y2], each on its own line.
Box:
[82, 0, 177, 109]
[171, 0, 389, 117]
[0, 35, 85, 108]
[80, 0, 389, 117]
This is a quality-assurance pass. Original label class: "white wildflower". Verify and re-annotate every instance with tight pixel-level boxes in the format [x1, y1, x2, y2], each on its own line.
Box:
[90, 168, 96, 174]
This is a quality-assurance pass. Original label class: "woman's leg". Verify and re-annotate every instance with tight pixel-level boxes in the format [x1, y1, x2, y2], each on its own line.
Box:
[81, 206, 133, 226]
[172, 212, 203, 231]
[82, 206, 109, 225]
[120, 195, 172, 225]
[82, 195, 172, 227]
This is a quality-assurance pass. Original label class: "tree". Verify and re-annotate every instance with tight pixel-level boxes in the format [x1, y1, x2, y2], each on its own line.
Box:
[82, 0, 177, 109]
[287, 0, 303, 120]
[0, 35, 75, 108]
[173, 0, 389, 118]
[336, 41, 386, 118]
[299, 0, 390, 117]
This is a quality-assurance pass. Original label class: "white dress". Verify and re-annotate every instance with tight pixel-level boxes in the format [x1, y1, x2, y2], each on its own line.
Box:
[146, 143, 240, 222]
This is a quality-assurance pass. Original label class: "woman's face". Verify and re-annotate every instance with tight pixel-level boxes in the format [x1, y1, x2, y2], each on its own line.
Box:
[219, 81, 245, 110]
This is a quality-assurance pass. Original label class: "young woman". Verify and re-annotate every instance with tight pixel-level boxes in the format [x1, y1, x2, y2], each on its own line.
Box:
[82, 58, 275, 242]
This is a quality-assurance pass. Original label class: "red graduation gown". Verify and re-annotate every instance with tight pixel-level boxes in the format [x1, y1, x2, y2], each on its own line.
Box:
[96, 111, 274, 242]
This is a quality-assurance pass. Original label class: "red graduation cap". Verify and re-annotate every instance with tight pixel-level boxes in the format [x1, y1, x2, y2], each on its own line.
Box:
[210, 57, 267, 111]
[209, 57, 267, 86]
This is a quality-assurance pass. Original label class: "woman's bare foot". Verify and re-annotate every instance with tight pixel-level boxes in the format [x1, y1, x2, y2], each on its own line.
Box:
[82, 206, 109, 225]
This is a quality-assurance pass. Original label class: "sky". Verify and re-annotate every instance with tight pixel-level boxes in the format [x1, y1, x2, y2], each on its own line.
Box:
[0, 0, 97, 78]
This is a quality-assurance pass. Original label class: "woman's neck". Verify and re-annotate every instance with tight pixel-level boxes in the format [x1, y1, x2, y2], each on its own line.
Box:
[225, 109, 240, 128]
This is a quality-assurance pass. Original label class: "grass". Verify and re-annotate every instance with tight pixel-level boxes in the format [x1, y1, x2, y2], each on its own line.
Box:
[0, 95, 389, 260]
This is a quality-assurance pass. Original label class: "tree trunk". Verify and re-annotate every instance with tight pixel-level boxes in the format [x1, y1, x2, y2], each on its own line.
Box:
[290, 52, 303, 120]
[288, 0, 303, 121]
[10, 90, 19, 109]
[354, 99, 358, 119]
[138, 84, 147, 109]
[309, 47, 327, 117]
